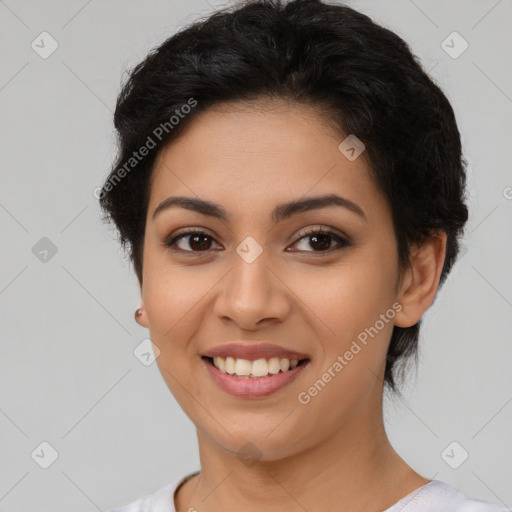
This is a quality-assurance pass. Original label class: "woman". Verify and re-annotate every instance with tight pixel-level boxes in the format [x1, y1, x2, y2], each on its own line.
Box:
[100, 0, 506, 510]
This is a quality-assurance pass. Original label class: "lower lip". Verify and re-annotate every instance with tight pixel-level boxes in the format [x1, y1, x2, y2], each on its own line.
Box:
[202, 357, 310, 398]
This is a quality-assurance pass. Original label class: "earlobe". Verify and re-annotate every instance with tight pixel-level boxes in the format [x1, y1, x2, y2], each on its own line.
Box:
[134, 304, 149, 328]
[394, 231, 447, 328]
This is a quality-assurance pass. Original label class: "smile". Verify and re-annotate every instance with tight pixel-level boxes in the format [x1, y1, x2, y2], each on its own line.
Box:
[202, 356, 311, 398]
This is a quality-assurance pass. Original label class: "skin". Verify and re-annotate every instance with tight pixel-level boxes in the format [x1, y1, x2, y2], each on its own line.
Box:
[135, 98, 447, 512]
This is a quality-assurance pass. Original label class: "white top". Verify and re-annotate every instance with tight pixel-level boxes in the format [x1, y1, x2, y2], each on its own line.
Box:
[108, 471, 509, 512]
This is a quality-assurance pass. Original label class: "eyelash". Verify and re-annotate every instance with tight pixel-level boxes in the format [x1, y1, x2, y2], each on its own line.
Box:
[162, 227, 351, 255]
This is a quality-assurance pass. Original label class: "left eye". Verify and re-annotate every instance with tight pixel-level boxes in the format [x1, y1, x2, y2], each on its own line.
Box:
[163, 228, 349, 253]
[290, 228, 350, 253]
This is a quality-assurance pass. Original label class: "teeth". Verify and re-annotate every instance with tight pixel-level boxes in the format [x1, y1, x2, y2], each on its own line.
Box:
[235, 358, 252, 376]
[211, 356, 302, 377]
[280, 358, 290, 371]
[225, 356, 236, 375]
[252, 358, 269, 377]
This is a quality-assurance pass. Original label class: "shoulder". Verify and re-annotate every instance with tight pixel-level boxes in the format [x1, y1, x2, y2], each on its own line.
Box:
[106, 475, 187, 512]
[392, 480, 509, 512]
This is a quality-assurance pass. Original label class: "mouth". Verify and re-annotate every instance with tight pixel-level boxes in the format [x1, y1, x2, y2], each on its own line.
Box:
[201, 355, 311, 398]
[201, 355, 311, 378]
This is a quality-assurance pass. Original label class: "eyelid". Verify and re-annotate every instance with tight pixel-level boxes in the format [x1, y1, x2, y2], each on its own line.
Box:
[162, 225, 351, 254]
[288, 226, 351, 253]
[162, 227, 221, 251]
[294, 225, 349, 242]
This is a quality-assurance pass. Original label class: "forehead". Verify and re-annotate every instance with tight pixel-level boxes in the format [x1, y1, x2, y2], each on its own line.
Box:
[148, 99, 387, 221]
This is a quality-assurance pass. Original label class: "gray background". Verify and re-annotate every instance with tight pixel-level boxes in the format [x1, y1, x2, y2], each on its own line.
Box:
[0, 0, 511, 510]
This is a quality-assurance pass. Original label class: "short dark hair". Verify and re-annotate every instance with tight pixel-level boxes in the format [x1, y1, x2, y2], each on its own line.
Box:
[99, 0, 469, 394]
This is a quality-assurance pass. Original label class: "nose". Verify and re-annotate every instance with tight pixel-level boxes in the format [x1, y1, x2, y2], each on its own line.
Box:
[213, 248, 291, 330]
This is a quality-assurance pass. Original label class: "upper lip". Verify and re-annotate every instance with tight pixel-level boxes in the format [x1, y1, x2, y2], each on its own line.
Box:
[202, 343, 310, 361]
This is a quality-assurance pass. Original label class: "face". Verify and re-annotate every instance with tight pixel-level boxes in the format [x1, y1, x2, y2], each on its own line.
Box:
[138, 99, 405, 460]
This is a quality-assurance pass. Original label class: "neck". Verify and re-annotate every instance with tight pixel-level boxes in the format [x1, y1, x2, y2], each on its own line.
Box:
[176, 388, 428, 512]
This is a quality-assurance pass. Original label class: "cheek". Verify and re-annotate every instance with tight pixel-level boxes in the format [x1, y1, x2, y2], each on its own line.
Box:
[141, 245, 208, 335]
[300, 255, 398, 407]
[303, 257, 397, 341]
[144, 270, 206, 414]
[294, 269, 397, 431]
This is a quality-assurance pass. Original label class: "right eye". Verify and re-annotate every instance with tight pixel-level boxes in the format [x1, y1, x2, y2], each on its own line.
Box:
[162, 229, 222, 253]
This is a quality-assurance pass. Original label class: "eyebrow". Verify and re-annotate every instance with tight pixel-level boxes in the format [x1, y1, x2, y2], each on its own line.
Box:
[152, 193, 366, 223]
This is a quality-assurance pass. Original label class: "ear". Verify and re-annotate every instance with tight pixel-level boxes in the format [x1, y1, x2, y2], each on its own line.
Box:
[394, 231, 447, 328]
[135, 302, 150, 328]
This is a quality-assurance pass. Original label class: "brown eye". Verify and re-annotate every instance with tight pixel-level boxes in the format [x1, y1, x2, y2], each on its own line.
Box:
[163, 227, 350, 255]
[186, 233, 213, 251]
[163, 230, 221, 252]
[307, 232, 332, 251]
[290, 228, 350, 253]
